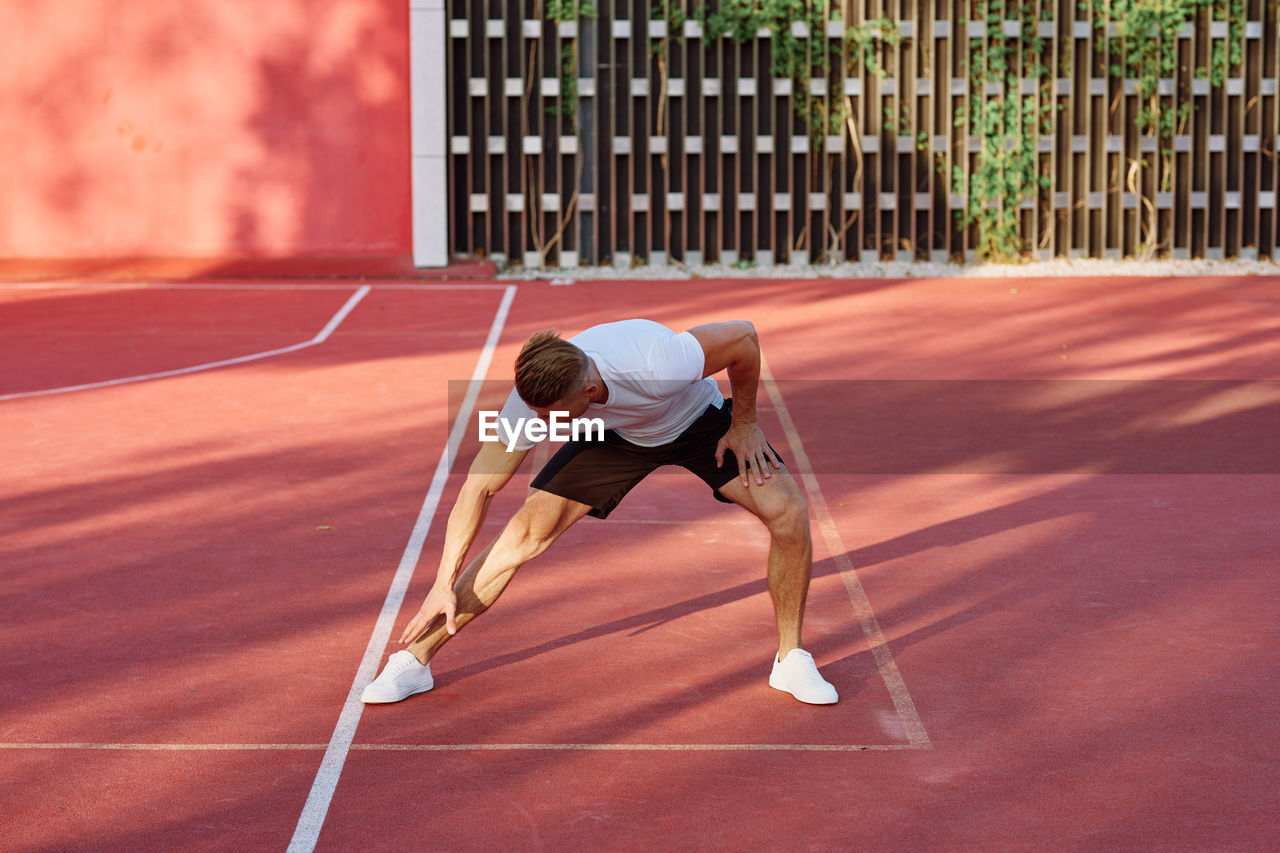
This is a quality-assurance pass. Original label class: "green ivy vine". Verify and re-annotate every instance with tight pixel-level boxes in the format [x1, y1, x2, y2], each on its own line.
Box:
[521, 0, 597, 265]
[1095, 0, 1246, 143]
[646, 1, 901, 259]
[647, 0, 689, 159]
[545, 0, 598, 125]
[951, 0, 1054, 262]
[691, 1, 901, 150]
[1093, 0, 1246, 256]
[631, 2, 1258, 263]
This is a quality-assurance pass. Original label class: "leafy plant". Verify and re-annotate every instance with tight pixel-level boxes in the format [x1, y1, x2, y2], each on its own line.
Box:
[1094, 0, 1246, 257]
[689, 1, 901, 150]
[950, 0, 1053, 262]
[545, 0, 598, 123]
[632, 1, 1254, 263]
[652, 1, 903, 259]
[521, 0, 597, 266]
[1095, 0, 1242, 141]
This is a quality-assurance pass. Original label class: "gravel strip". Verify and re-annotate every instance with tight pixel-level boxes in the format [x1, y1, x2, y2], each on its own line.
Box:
[498, 257, 1280, 281]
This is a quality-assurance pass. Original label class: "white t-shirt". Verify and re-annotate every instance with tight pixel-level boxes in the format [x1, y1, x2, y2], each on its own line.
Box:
[496, 319, 721, 450]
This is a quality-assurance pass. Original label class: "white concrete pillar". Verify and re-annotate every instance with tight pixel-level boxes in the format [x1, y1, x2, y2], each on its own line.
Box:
[409, 0, 448, 267]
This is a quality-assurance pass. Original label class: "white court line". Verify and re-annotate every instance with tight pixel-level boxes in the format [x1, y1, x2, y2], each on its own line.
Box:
[761, 356, 932, 749]
[0, 741, 924, 753]
[0, 285, 372, 402]
[287, 283, 518, 853]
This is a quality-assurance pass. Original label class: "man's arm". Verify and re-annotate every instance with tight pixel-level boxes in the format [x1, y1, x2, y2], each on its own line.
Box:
[685, 321, 781, 487]
[399, 440, 528, 641]
[687, 320, 760, 422]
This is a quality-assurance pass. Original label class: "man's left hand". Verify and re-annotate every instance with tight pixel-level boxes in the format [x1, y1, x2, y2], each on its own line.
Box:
[716, 422, 782, 487]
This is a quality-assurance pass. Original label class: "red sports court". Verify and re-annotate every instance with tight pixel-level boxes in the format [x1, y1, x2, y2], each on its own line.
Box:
[2, 275, 1277, 850]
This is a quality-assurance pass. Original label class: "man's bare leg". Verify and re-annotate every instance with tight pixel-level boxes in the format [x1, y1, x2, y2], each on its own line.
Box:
[720, 465, 836, 703]
[717, 467, 812, 660]
[406, 489, 592, 664]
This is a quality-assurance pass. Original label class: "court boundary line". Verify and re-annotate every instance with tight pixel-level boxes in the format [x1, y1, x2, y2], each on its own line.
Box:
[0, 285, 373, 402]
[761, 355, 933, 748]
[287, 284, 517, 853]
[0, 282, 516, 402]
[0, 741, 926, 753]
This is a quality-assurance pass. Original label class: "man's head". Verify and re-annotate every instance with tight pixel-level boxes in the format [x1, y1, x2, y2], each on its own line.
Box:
[515, 330, 594, 418]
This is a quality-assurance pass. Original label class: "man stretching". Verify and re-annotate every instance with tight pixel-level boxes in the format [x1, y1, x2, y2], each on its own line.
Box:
[362, 319, 837, 705]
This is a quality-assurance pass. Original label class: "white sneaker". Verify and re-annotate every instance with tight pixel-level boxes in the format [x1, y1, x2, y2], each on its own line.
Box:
[361, 650, 434, 703]
[769, 649, 838, 705]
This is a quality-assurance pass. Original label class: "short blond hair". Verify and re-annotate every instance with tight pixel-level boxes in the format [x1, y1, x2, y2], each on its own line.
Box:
[514, 329, 588, 407]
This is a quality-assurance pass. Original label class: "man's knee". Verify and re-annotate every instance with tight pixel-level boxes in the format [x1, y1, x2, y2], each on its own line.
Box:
[499, 514, 554, 563]
[502, 493, 576, 562]
[765, 492, 811, 546]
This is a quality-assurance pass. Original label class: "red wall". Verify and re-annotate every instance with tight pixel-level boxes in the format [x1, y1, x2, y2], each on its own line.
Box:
[0, 0, 411, 262]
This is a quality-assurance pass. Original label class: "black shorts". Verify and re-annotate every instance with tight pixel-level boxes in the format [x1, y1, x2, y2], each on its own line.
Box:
[530, 397, 783, 519]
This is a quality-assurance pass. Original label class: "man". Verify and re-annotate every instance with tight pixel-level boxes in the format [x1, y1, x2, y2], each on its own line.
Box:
[362, 318, 837, 705]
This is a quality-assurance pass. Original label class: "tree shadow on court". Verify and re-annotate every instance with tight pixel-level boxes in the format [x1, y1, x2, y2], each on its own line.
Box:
[6, 273, 1279, 395]
[8, 0, 1279, 843]
[4, 272, 1280, 848]
[346, 277, 1278, 846]
[347, 465, 1278, 849]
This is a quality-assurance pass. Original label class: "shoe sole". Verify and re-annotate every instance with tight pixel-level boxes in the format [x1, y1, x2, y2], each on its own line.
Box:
[769, 676, 838, 705]
[361, 681, 434, 704]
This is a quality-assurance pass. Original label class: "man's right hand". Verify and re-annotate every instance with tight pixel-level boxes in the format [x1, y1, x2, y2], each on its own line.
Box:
[399, 582, 458, 644]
